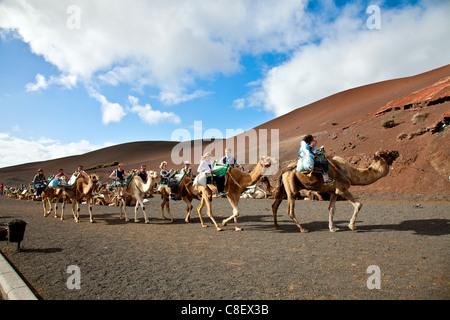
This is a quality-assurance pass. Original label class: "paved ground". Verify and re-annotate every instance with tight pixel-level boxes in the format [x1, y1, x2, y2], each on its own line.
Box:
[0, 195, 448, 300]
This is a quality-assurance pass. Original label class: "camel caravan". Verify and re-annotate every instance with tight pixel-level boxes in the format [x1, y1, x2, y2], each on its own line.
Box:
[3, 140, 399, 233]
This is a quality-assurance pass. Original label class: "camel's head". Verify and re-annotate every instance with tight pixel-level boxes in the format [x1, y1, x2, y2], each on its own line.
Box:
[374, 150, 399, 165]
[89, 174, 101, 191]
[259, 156, 272, 167]
[259, 156, 280, 176]
[148, 170, 158, 179]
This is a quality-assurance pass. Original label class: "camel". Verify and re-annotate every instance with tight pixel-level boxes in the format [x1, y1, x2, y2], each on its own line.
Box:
[94, 185, 116, 206]
[182, 156, 272, 231]
[183, 176, 223, 231]
[118, 171, 158, 223]
[271, 150, 399, 232]
[42, 186, 65, 218]
[221, 156, 273, 231]
[260, 176, 276, 198]
[159, 179, 195, 223]
[61, 174, 100, 223]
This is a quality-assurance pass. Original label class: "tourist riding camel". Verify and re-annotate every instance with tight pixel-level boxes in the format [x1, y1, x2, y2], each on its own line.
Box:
[219, 148, 242, 170]
[272, 149, 399, 232]
[298, 134, 333, 184]
[197, 152, 227, 197]
[109, 163, 127, 198]
[160, 161, 178, 200]
[33, 168, 46, 199]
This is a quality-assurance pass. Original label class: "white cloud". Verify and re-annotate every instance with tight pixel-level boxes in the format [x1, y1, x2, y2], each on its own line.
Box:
[252, 1, 450, 116]
[25, 73, 78, 92]
[129, 96, 181, 125]
[88, 88, 127, 125]
[25, 73, 48, 92]
[0, 133, 104, 168]
[0, 0, 308, 104]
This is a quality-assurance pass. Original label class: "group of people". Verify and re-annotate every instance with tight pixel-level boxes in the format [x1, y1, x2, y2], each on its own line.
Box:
[108, 163, 149, 199]
[160, 148, 243, 199]
[32, 166, 89, 199]
[31, 137, 331, 201]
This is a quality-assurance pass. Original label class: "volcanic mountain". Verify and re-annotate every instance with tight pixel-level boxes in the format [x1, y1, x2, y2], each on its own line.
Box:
[1, 64, 449, 199]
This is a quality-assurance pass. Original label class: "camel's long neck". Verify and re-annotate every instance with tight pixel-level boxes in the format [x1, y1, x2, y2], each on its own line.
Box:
[333, 159, 390, 186]
[81, 180, 95, 195]
[141, 175, 153, 193]
[243, 162, 264, 187]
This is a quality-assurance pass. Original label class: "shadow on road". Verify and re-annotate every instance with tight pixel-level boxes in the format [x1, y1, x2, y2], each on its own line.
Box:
[357, 219, 450, 236]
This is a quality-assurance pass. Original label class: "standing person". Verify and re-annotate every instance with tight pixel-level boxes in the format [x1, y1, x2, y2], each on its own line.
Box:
[0, 183, 3, 195]
[298, 134, 333, 184]
[33, 168, 46, 198]
[220, 148, 242, 169]
[109, 163, 126, 198]
[180, 161, 194, 179]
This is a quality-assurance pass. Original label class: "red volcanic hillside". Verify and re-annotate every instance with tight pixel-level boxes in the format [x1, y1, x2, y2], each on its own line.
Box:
[1, 65, 449, 199]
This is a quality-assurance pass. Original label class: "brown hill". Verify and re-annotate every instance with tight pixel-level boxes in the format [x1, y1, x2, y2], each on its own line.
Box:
[1, 65, 449, 199]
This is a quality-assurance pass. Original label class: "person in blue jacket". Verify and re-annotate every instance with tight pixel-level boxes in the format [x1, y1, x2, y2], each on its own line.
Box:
[298, 135, 333, 184]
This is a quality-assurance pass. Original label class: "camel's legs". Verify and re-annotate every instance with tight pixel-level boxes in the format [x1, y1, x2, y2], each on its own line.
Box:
[135, 198, 149, 223]
[88, 198, 95, 223]
[183, 196, 193, 223]
[72, 201, 80, 223]
[223, 193, 243, 231]
[161, 196, 170, 220]
[328, 193, 339, 232]
[271, 182, 287, 230]
[163, 196, 174, 222]
[61, 197, 67, 220]
[53, 192, 63, 219]
[197, 196, 208, 228]
[53, 196, 59, 218]
[271, 196, 283, 230]
[42, 198, 49, 217]
[286, 193, 309, 233]
[338, 189, 362, 230]
[120, 198, 129, 222]
[203, 195, 222, 231]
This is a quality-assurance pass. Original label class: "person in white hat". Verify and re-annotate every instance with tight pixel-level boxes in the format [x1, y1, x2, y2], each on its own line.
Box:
[180, 160, 193, 179]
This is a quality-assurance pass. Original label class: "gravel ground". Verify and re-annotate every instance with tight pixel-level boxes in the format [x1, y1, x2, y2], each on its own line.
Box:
[0, 195, 448, 300]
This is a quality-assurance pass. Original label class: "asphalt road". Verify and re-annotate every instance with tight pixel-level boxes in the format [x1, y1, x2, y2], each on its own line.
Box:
[0, 195, 448, 300]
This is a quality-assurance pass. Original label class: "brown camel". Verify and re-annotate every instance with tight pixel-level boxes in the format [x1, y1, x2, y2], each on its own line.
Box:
[119, 171, 158, 223]
[183, 176, 223, 231]
[260, 176, 276, 198]
[159, 179, 195, 223]
[61, 174, 100, 223]
[271, 150, 399, 232]
[42, 186, 65, 218]
[222, 156, 273, 231]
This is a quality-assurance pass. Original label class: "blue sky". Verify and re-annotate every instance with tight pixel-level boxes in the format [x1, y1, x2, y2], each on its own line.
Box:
[0, 0, 449, 168]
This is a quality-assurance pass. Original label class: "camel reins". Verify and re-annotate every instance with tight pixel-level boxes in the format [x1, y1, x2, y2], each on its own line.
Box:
[225, 167, 244, 189]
